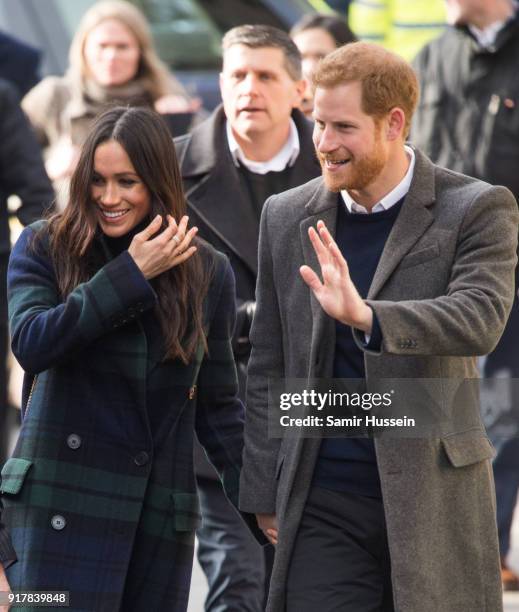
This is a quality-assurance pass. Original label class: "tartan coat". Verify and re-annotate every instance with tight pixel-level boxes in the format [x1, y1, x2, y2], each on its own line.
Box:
[3, 221, 249, 611]
[240, 149, 519, 612]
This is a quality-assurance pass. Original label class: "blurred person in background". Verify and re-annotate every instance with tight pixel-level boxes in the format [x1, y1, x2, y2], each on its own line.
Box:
[412, 0, 519, 591]
[349, 0, 446, 60]
[323, 0, 353, 16]
[0, 79, 53, 471]
[290, 14, 357, 116]
[174, 24, 320, 612]
[0, 31, 41, 99]
[22, 0, 199, 209]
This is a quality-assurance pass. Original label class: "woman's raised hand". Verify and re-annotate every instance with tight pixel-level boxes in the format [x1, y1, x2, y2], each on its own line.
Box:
[128, 214, 198, 279]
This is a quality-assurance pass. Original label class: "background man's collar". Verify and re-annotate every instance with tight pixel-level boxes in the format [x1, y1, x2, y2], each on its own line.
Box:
[226, 118, 300, 174]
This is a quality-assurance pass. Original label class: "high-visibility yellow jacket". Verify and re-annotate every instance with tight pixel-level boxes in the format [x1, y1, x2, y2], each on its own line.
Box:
[349, 0, 446, 61]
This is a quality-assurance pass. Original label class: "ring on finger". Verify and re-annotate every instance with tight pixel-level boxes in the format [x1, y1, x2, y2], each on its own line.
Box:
[172, 235, 181, 245]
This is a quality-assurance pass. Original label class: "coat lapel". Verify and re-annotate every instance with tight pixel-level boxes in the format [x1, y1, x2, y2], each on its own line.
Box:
[368, 149, 437, 299]
[186, 169, 259, 275]
[300, 182, 339, 379]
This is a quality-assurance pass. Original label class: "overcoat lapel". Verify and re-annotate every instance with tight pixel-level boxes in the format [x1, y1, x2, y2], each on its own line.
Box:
[186, 167, 259, 275]
[295, 183, 339, 462]
[368, 149, 436, 299]
[300, 183, 339, 380]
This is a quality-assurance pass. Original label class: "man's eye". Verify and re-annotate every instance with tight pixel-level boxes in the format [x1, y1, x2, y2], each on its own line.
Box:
[259, 74, 272, 81]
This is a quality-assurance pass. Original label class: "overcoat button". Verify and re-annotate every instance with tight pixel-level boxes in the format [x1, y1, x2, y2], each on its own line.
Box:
[67, 434, 82, 450]
[51, 515, 66, 530]
[134, 451, 150, 466]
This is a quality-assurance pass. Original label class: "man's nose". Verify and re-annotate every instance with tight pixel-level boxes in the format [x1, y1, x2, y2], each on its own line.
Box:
[316, 126, 338, 153]
[239, 73, 259, 95]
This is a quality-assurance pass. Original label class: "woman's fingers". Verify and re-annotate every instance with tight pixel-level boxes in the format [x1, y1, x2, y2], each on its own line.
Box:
[171, 245, 197, 266]
[136, 214, 162, 241]
[173, 226, 198, 256]
[175, 215, 189, 240]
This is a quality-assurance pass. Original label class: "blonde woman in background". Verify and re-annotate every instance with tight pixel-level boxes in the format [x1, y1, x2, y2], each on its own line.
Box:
[23, 0, 200, 208]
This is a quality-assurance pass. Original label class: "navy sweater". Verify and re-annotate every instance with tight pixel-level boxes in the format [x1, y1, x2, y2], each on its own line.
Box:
[312, 195, 404, 498]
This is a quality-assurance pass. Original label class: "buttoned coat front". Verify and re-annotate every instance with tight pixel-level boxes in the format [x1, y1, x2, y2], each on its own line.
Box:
[240, 149, 519, 612]
[3, 222, 248, 611]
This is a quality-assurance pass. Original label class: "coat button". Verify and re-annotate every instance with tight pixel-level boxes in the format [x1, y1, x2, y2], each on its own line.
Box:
[67, 434, 82, 450]
[51, 515, 66, 530]
[134, 451, 150, 466]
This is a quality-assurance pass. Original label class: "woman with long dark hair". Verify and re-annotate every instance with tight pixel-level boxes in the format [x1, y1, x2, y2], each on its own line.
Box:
[1, 106, 252, 611]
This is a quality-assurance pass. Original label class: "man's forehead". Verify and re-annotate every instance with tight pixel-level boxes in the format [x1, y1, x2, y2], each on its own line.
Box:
[222, 44, 287, 71]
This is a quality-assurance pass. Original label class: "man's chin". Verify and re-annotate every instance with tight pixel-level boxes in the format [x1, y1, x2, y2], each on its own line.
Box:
[322, 170, 347, 193]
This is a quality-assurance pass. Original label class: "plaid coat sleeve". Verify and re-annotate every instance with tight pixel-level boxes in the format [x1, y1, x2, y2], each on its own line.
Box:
[195, 253, 266, 543]
[7, 223, 157, 374]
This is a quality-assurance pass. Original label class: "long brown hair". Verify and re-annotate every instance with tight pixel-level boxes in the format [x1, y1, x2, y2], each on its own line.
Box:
[43, 106, 209, 363]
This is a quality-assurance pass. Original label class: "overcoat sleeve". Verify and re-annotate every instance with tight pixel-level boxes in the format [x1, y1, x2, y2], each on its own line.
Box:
[354, 184, 519, 356]
[239, 199, 284, 515]
[7, 224, 157, 374]
[194, 254, 266, 543]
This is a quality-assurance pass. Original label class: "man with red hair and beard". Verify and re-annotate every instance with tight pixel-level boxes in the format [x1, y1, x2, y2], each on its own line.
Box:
[239, 42, 518, 612]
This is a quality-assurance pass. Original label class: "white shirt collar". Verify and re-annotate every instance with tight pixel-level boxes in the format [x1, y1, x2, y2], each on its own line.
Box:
[468, 20, 507, 48]
[341, 145, 415, 214]
[226, 118, 300, 174]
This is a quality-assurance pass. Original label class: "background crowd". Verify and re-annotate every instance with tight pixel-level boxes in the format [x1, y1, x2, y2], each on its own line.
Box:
[1, 0, 518, 610]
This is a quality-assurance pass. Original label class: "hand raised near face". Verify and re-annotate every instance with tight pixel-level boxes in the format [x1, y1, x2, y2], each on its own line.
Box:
[299, 220, 373, 333]
[128, 214, 198, 280]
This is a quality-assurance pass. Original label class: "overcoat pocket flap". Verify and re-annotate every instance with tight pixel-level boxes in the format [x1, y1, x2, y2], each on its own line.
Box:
[170, 492, 201, 531]
[442, 432, 495, 468]
[1, 458, 33, 494]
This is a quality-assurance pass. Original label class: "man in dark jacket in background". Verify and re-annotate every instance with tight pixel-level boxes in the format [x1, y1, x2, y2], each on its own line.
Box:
[174, 24, 320, 612]
[0, 79, 53, 591]
[0, 79, 53, 470]
[0, 31, 41, 98]
[412, 0, 519, 590]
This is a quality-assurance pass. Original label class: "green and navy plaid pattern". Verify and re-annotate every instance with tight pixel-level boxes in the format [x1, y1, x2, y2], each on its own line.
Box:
[3, 224, 249, 611]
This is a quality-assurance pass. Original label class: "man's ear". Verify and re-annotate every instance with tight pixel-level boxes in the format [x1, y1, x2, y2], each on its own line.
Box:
[292, 78, 307, 108]
[386, 107, 406, 141]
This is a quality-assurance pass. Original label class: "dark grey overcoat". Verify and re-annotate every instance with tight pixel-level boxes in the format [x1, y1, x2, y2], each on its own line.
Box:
[240, 149, 519, 612]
